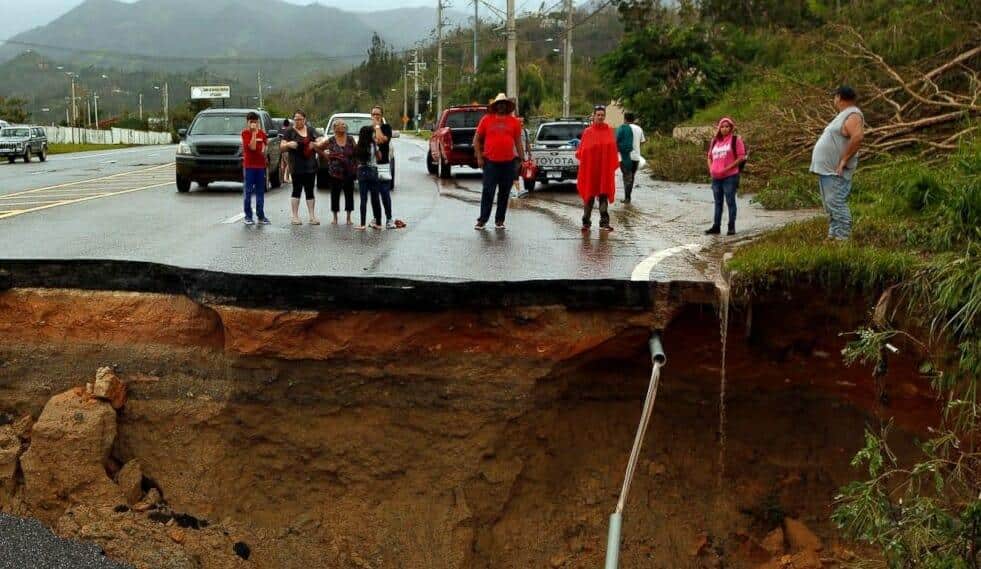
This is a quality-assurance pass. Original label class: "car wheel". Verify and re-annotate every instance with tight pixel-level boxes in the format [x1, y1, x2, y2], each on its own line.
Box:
[176, 174, 191, 193]
[39, 146, 47, 162]
[23, 149, 31, 163]
[269, 161, 282, 189]
[6, 157, 14, 164]
[523, 178, 536, 192]
[426, 151, 438, 175]
[438, 158, 452, 179]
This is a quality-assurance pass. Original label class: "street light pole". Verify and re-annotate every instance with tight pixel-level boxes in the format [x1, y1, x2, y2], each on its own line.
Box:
[163, 82, 170, 127]
[70, 74, 78, 127]
[472, 0, 478, 73]
[436, 0, 444, 118]
[562, 0, 572, 117]
[94, 93, 99, 128]
[402, 65, 408, 128]
[412, 49, 420, 131]
[257, 69, 263, 109]
[506, 0, 518, 109]
[139, 93, 143, 121]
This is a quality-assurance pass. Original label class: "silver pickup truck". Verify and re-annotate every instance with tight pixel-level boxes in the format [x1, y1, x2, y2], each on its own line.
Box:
[527, 119, 588, 192]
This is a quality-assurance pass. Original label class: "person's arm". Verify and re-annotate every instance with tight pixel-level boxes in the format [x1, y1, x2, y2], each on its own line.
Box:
[474, 118, 486, 167]
[373, 123, 389, 145]
[514, 125, 524, 161]
[724, 137, 746, 172]
[837, 113, 864, 175]
[280, 130, 296, 151]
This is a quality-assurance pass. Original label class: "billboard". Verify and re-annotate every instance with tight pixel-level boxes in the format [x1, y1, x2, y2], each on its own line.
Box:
[190, 86, 231, 100]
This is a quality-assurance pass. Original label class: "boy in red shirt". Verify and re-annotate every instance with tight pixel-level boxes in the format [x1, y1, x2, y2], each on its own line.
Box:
[473, 93, 524, 229]
[241, 112, 269, 225]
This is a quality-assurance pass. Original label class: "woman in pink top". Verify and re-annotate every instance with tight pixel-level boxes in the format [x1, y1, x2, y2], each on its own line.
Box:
[705, 117, 747, 235]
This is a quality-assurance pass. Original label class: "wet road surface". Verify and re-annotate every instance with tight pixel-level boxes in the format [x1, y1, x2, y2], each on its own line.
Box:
[0, 138, 808, 283]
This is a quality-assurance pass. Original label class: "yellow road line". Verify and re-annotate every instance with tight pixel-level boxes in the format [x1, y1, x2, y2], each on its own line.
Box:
[0, 210, 26, 219]
[0, 163, 173, 199]
[0, 182, 172, 220]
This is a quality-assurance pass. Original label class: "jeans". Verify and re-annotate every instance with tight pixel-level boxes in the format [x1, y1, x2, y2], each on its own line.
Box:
[818, 174, 853, 239]
[243, 167, 266, 220]
[479, 160, 513, 224]
[357, 166, 383, 226]
[582, 195, 610, 228]
[621, 160, 639, 200]
[378, 179, 393, 222]
[711, 174, 739, 229]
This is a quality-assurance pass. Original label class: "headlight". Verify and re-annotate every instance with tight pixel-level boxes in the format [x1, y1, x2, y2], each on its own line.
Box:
[177, 142, 192, 155]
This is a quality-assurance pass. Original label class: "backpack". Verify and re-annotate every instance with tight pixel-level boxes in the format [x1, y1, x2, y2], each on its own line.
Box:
[730, 135, 747, 172]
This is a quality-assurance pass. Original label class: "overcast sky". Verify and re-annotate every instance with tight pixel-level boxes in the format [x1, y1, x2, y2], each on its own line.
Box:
[0, 0, 447, 40]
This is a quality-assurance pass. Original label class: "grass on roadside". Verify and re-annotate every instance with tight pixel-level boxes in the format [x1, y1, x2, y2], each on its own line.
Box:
[728, 140, 980, 294]
[47, 143, 138, 155]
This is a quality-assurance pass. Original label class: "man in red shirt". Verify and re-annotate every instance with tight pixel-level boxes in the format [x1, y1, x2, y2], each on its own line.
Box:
[241, 112, 269, 225]
[473, 93, 524, 230]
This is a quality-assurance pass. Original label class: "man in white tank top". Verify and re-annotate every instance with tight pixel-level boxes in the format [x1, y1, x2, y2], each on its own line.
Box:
[810, 85, 865, 241]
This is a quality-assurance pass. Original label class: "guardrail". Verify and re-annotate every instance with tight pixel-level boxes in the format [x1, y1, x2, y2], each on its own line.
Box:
[41, 126, 173, 146]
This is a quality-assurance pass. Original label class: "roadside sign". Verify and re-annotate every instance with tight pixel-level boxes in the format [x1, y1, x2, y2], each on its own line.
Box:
[190, 86, 231, 100]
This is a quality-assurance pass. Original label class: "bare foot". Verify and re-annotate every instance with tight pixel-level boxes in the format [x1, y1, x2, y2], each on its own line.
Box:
[291, 217, 302, 225]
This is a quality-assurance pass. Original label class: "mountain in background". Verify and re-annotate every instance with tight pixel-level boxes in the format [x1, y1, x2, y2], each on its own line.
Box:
[0, 0, 466, 74]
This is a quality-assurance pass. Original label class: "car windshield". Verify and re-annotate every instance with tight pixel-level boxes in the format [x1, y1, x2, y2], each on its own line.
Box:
[537, 124, 585, 142]
[0, 128, 30, 138]
[189, 115, 247, 136]
[446, 110, 485, 129]
[328, 116, 374, 135]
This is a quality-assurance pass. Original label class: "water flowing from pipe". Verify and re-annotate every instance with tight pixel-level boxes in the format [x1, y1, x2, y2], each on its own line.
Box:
[716, 281, 731, 484]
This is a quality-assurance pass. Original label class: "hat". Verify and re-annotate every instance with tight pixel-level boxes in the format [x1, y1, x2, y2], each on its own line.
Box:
[489, 93, 515, 113]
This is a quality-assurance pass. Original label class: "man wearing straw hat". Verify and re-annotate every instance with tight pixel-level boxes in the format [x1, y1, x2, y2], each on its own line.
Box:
[473, 93, 524, 230]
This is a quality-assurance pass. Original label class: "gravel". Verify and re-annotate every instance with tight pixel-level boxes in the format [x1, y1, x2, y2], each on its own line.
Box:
[0, 513, 133, 569]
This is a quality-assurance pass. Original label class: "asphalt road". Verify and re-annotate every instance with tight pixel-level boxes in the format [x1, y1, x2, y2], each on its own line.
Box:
[0, 138, 806, 283]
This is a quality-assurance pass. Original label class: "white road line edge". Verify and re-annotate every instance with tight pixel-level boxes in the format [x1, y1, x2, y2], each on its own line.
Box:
[222, 213, 246, 224]
[50, 146, 176, 162]
[630, 243, 702, 282]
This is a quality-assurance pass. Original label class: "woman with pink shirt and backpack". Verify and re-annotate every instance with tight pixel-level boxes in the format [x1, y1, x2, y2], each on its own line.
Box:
[705, 117, 747, 235]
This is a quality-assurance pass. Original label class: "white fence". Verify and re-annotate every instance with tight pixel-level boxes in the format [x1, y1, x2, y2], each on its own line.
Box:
[41, 126, 172, 146]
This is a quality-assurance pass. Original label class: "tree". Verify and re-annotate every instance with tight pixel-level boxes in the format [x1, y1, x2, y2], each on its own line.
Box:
[0, 96, 30, 123]
[599, 23, 734, 131]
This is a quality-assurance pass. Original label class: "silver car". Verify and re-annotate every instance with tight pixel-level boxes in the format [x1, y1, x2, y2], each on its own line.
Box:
[0, 126, 48, 163]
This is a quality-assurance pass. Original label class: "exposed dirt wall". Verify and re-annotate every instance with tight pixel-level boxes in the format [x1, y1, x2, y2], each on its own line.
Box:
[0, 286, 938, 568]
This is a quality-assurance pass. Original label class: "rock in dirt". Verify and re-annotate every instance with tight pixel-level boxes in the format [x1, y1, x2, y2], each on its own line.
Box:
[20, 388, 125, 521]
[116, 460, 144, 506]
[761, 527, 785, 556]
[783, 518, 822, 552]
[93, 367, 128, 410]
[133, 487, 162, 512]
[0, 427, 21, 480]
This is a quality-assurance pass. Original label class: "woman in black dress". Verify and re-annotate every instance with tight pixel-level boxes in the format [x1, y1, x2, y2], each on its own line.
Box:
[279, 110, 321, 225]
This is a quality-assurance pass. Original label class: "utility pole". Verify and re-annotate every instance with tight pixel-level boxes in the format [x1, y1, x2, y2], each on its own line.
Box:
[506, 0, 518, 109]
[436, 0, 444, 118]
[163, 82, 170, 127]
[139, 93, 143, 121]
[257, 69, 263, 109]
[412, 49, 420, 131]
[93, 93, 99, 128]
[86, 99, 92, 128]
[562, 0, 572, 117]
[402, 65, 408, 128]
[70, 75, 78, 127]
[472, 0, 478, 73]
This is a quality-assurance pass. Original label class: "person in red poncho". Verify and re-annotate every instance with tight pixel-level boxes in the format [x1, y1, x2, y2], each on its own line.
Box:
[576, 105, 619, 232]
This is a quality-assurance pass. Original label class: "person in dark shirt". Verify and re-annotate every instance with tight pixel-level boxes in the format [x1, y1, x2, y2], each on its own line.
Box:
[279, 110, 322, 225]
[354, 106, 395, 229]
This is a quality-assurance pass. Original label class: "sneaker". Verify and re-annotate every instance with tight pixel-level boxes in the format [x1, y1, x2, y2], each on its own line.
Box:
[727, 227, 736, 236]
[495, 222, 505, 230]
[258, 218, 271, 225]
[243, 218, 255, 225]
[705, 226, 721, 235]
[474, 221, 486, 230]
[369, 221, 382, 229]
[600, 225, 614, 232]
[385, 220, 395, 229]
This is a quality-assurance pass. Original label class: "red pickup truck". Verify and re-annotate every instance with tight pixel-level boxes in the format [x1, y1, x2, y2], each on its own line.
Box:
[427, 105, 487, 179]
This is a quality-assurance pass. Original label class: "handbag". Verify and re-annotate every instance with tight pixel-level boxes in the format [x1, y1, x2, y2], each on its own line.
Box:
[373, 141, 393, 182]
